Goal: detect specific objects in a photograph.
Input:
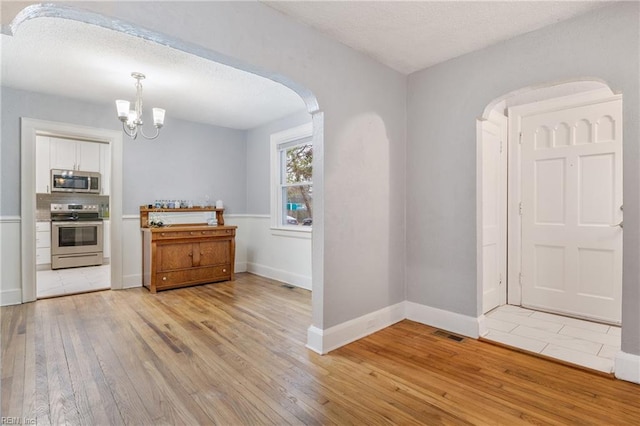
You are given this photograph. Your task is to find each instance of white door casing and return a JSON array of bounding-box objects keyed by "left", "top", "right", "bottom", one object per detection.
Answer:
[
  {"left": 21, "top": 118, "right": 123, "bottom": 302},
  {"left": 478, "top": 111, "right": 508, "bottom": 314},
  {"left": 519, "top": 96, "right": 622, "bottom": 324}
]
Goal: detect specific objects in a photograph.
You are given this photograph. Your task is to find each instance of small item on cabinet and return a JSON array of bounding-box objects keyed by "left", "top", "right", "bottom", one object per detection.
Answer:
[
  {"left": 207, "top": 213, "right": 217, "bottom": 226},
  {"left": 187, "top": 200, "right": 193, "bottom": 208},
  {"left": 215, "top": 200, "right": 224, "bottom": 209},
  {"left": 168, "top": 201, "right": 175, "bottom": 209}
]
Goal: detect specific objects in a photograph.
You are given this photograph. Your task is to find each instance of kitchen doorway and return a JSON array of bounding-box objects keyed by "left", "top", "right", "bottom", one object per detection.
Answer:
[{"left": 21, "top": 118, "right": 123, "bottom": 302}]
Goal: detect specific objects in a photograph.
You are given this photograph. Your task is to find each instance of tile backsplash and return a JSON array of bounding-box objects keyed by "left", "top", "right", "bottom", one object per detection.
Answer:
[{"left": 36, "top": 193, "right": 110, "bottom": 221}]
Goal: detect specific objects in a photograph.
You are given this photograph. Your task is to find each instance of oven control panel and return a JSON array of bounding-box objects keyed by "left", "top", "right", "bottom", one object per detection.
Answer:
[{"left": 51, "top": 203, "right": 99, "bottom": 212}]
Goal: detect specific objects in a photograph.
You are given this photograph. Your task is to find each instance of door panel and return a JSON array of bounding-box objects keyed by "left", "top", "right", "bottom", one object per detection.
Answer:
[
  {"left": 479, "top": 113, "right": 507, "bottom": 314},
  {"left": 521, "top": 98, "right": 622, "bottom": 324}
]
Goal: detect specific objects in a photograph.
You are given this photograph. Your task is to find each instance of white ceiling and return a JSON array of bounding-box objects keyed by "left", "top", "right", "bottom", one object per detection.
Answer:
[
  {"left": 0, "top": 17, "right": 307, "bottom": 130},
  {"left": 264, "top": 1, "right": 610, "bottom": 74},
  {"left": 1, "top": 2, "right": 610, "bottom": 130}
]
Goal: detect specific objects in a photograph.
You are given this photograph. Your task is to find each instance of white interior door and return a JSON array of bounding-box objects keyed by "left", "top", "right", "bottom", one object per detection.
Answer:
[
  {"left": 520, "top": 97, "right": 622, "bottom": 324},
  {"left": 479, "top": 112, "right": 507, "bottom": 314}
]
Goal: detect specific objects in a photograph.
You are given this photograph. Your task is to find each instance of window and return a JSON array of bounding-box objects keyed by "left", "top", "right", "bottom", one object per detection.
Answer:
[{"left": 271, "top": 123, "right": 313, "bottom": 232}]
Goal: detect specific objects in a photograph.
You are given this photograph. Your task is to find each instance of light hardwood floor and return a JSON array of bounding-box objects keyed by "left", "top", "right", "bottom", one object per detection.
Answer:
[{"left": 2, "top": 273, "right": 639, "bottom": 425}]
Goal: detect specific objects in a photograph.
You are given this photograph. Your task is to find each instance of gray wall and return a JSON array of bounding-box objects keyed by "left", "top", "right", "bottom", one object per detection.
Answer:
[
  {"left": 406, "top": 3, "right": 640, "bottom": 354},
  {"left": 246, "top": 110, "right": 311, "bottom": 214},
  {"left": 0, "top": 87, "right": 248, "bottom": 215}
]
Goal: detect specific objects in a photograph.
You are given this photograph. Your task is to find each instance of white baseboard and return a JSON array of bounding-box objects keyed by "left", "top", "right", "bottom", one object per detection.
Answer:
[
  {"left": 306, "top": 302, "right": 406, "bottom": 354},
  {"left": 405, "top": 301, "right": 482, "bottom": 338},
  {"left": 247, "top": 262, "right": 311, "bottom": 290},
  {"left": 615, "top": 351, "right": 640, "bottom": 384},
  {"left": 478, "top": 314, "right": 489, "bottom": 337},
  {"left": 0, "top": 289, "right": 22, "bottom": 306},
  {"left": 122, "top": 274, "right": 142, "bottom": 289}
]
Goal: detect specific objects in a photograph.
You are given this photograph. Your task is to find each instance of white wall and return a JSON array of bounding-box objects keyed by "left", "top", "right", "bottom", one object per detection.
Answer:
[
  {"left": 406, "top": 3, "right": 640, "bottom": 355},
  {"left": 244, "top": 111, "right": 313, "bottom": 289},
  {"left": 0, "top": 218, "right": 22, "bottom": 305}
]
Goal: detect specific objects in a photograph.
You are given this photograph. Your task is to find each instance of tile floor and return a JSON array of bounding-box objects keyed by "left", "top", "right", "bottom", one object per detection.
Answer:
[
  {"left": 484, "top": 305, "right": 621, "bottom": 374},
  {"left": 37, "top": 264, "right": 110, "bottom": 298}
]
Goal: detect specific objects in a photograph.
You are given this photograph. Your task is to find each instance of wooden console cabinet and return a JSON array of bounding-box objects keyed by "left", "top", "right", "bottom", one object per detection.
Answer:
[{"left": 140, "top": 207, "right": 236, "bottom": 293}]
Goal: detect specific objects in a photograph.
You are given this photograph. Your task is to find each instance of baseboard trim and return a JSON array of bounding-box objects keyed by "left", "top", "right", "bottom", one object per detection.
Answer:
[
  {"left": 615, "top": 351, "right": 640, "bottom": 384},
  {"left": 478, "top": 314, "right": 489, "bottom": 337},
  {"left": 247, "top": 262, "right": 311, "bottom": 290},
  {"left": 406, "top": 301, "right": 482, "bottom": 338},
  {"left": 235, "top": 262, "right": 247, "bottom": 273},
  {"left": 122, "top": 274, "right": 142, "bottom": 289},
  {"left": 0, "top": 289, "right": 22, "bottom": 306},
  {"left": 306, "top": 302, "right": 406, "bottom": 354}
]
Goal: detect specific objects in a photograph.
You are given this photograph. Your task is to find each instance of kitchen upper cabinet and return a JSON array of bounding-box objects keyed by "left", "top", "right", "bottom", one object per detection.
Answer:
[
  {"left": 49, "top": 137, "right": 101, "bottom": 172},
  {"left": 35, "top": 136, "right": 51, "bottom": 193},
  {"left": 78, "top": 141, "right": 101, "bottom": 172}
]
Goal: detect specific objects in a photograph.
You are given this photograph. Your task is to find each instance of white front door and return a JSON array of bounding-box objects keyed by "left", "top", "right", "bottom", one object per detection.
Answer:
[
  {"left": 479, "top": 112, "right": 507, "bottom": 313},
  {"left": 520, "top": 97, "right": 623, "bottom": 324}
]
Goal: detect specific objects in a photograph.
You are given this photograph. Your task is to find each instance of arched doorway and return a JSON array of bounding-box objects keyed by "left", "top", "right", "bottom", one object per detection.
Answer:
[{"left": 9, "top": 3, "right": 324, "bottom": 348}]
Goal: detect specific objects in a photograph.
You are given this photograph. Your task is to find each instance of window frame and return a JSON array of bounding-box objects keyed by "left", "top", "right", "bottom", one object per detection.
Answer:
[{"left": 270, "top": 122, "right": 313, "bottom": 237}]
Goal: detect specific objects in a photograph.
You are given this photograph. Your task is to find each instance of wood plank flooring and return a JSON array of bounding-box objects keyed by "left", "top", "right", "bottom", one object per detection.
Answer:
[{"left": 2, "top": 272, "right": 639, "bottom": 425}]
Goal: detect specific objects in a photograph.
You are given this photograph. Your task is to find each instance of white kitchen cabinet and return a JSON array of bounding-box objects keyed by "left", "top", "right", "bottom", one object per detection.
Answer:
[
  {"left": 99, "top": 143, "right": 111, "bottom": 195},
  {"left": 36, "top": 221, "right": 51, "bottom": 266},
  {"left": 78, "top": 141, "right": 101, "bottom": 172},
  {"left": 35, "top": 136, "right": 51, "bottom": 193},
  {"left": 103, "top": 220, "right": 110, "bottom": 260},
  {"left": 49, "top": 137, "right": 77, "bottom": 170},
  {"left": 49, "top": 137, "right": 101, "bottom": 172}
]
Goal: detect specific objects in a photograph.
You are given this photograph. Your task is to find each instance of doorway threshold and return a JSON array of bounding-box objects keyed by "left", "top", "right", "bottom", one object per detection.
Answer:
[{"left": 482, "top": 305, "right": 620, "bottom": 374}]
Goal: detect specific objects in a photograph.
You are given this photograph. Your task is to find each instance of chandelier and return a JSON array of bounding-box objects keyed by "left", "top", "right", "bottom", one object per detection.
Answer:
[{"left": 115, "top": 72, "right": 165, "bottom": 140}]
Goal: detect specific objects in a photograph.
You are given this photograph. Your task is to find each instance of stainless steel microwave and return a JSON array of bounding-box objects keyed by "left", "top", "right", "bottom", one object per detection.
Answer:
[{"left": 50, "top": 169, "right": 101, "bottom": 194}]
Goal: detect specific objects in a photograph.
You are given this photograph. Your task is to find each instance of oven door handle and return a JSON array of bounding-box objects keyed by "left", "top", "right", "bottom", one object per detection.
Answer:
[{"left": 52, "top": 221, "right": 104, "bottom": 227}]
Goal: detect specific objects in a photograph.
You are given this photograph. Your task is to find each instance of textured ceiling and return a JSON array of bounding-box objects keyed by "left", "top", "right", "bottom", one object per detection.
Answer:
[
  {"left": 264, "top": 1, "right": 609, "bottom": 74},
  {"left": 1, "top": 17, "right": 307, "bottom": 130},
  {"left": 1, "top": 2, "right": 609, "bottom": 130}
]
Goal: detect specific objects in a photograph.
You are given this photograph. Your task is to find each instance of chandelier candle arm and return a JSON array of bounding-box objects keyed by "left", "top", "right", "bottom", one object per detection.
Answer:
[{"left": 114, "top": 72, "right": 166, "bottom": 140}]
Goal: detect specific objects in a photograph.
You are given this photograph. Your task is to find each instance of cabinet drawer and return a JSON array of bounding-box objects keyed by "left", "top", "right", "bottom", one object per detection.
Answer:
[
  {"left": 36, "top": 232, "right": 51, "bottom": 248},
  {"left": 36, "top": 247, "right": 51, "bottom": 265},
  {"left": 36, "top": 222, "right": 51, "bottom": 232},
  {"left": 156, "top": 265, "right": 231, "bottom": 288},
  {"left": 155, "top": 228, "right": 235, "bottom": 240}
]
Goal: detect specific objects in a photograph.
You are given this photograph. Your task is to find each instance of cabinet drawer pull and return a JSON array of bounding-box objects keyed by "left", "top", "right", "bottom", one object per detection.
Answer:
[
  {"left": 202, "top": 231, "right": 206, "bottom": 234},
  {"left": 161, "top": 233, "right": 165, "bottom": 236},
  {"left": 162, "top": 276, "right": 167, "bottom": 281},
  {"left": 188, "top": 253, "right": 193, "bottom": 257},
  {"left": 223, "top": 268, "right": 227, "bottom": 273},
  {"left": 190, "top": 232, "right": 195, "bottom": 235}
]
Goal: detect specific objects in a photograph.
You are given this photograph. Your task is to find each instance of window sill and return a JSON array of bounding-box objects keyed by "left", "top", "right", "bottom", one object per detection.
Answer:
[{"left": 270, "top": 226, "right": 312, "bottom": 239}]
